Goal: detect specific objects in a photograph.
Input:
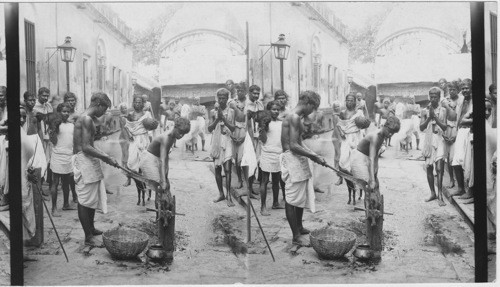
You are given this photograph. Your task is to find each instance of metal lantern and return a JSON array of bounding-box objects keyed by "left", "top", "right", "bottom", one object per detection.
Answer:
[
  {"left": 58, "top": 36, "right": 76, "bottom": 62},
  {"left": 347, "top": 75, "right": 353, "bottom": 85},
  {"left": 272, "top": 34, "right": 290, "bottom": 60}
]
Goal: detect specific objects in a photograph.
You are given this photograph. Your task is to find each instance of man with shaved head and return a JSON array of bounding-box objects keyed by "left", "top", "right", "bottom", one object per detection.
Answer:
[
  {"left": 420, "top": 87, "right": 448, "bottom": 206},
  {"left": 73, "top": 92, "right": 119, "bottom": 247}
]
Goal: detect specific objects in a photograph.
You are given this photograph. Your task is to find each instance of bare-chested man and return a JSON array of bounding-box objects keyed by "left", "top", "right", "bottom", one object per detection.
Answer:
[
  {"left": 229, "top": 83, "right": 247, "bottom": 189},
  {"left": 338, "top": 93, "right": 364, "bottom": 204},
  {"left": 281, "top": 90, "right": 326, "bottom": 246},
  {"left": 162, "top": 100, "right": 177, "bottom": 132},
  {"left": 378, "top": 98, "right": 395, "bottom": 146},
  {"left": 139, "top": 118, "right": 191, "bottom": 204},
  {"left": 420, "top": 87, "right": 448, "bottom": 206},
  {"left": 73, "top": 92, "right": 119, "bottom": 247},
  {"left": 442, "top": 81, "right": 461, "bottom": 189},
  {"left": 124, "top": 95, "right": 153, "bottom": 205},
  {"left": 208, "top": 88, "right": 236, "bottom": 206}
]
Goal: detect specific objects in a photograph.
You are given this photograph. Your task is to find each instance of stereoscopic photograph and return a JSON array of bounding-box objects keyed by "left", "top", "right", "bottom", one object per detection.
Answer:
[{"left": 0, "top": 1, "right": 496, "bottom": 285}]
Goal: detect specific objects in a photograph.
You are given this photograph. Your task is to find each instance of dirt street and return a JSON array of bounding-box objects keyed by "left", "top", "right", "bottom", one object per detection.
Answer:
[{"left": 22, "top": 129, "right": 476, "bottom": 284}]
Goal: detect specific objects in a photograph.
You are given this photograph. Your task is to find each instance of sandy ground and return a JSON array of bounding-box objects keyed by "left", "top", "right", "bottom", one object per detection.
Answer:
[{"left": 20, "top": 126, "right": 480, "bottom": 285}]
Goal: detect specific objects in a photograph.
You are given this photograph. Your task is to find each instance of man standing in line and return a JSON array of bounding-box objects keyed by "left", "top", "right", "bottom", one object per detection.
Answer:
[
  {"left": 73, "top": 92, "right": 119, "bottom": 247},
  {"left": 229, "top": 83, "right": 248, "bottom": 189},
  {"left": 442, "top": 81, "right": 462, "bottom": 189},
  {"left": 242, "top": 85, "right": 264, "bottom": 196},
  {"left": 124, "top": 95, "right": 153, "bottom": 205},
  {"left": 420, "top": 87, "right": 448, "bottom": 206},
  {"left": 33, "top": 87, "right": 53, "bottom": 188},
  {"left": 281, "top": 91, "right": 326, "bottom": 246},
  {"left": 208, "top": 88, "right": 236, "bottom": 206},
  {"left": 450, "top": 79, "right": 473, "bottom": 201}
]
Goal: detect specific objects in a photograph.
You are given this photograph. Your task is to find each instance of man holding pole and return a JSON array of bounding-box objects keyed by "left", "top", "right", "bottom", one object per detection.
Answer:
[
  {"left": 73, "top": 92, "right": 119, "bottom": 247},
  {"left": 281, "top": 91, "right": 326, "bottom": 246}
]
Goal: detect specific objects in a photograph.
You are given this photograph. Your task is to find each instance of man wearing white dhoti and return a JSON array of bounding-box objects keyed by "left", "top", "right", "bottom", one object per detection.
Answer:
[
  {"left": 420, "top": 88, "right": 449, "bottom": 206},
  {"left": 281, "top": 91, "right": 326, "bottom": 247},
  {"left": 450, "top": 79, "right": 473, "bottom": 202},
  {"left": 73, "top": 92, "right": 119, "bottom": 247},
  {"left": 337, "top": 94, "right": 364, "bottom": 203},
  {"left": 124, "top": 95, "right": 153, "bottom": 206},
  {"left": 209, "top": 88, "right": 236, "bottom": 207},
  {"left": 140, "top": 118, "right": 191, "bottom": 206}
]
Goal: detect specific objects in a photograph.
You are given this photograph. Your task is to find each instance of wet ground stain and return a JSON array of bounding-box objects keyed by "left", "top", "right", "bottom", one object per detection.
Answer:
[
  {"left": 424, "top": 214, "right": 465, "bottom": 255},
  {"left": 212, "top": 214, "right": 248, "bottom": 255}
]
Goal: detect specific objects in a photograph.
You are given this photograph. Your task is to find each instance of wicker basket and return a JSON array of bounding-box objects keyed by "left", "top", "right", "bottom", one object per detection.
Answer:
[
  {"left": 310, "top": 228, "right": 356, "bottom": 259},
  {"left": 102, "top": 228, "right": 149, "bottom": 260}
]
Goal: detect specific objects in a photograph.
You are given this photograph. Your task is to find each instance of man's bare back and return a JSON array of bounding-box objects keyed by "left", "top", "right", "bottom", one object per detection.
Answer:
[{"left": 147, "top": 133, "right": 175, "bottom": 158}]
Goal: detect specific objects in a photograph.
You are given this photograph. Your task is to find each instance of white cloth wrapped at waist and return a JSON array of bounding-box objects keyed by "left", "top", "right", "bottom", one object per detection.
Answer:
[
  {"left": 280, "top": 150, "right": 315, "bottom": 212},
  {"left": 72, "top": 152, "right": 107, "bottom": 213},
  {"left": 139, "top": 151, "right": 161, "bottom": 183}
]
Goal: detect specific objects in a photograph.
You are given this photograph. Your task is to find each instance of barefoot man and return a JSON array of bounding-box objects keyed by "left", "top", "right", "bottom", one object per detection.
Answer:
[
  {"left": 281, "top": 90, "right": 326, "bottom": 246},
  {"left": 229, "top": 83, "right": 247, "bottom": 189},
  {"left": 420, "top": 87, "right": 448, "bottom": 206},
  {"left": 73, "top": 92, "right": 119, "bottom": 247},
  {"left": 139, "top": 117, "right": 191, "bottom": 202},
  {"left": 208, "top": 88, "right": 236, "bottom": 206},
  {"left": 350, "top": 115, "right": 401, "bottom": 191}
]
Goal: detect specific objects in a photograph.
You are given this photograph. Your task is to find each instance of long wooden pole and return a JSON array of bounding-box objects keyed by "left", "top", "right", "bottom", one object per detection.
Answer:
[
  {"left": 470, "top": 2, "right": 487, "bottom": 282},
  {"left": 245, "top": 21, "right": 251, "bottom": 243},
  {"left": 5, "top": 3, "right": 23, "bottom": 284}
]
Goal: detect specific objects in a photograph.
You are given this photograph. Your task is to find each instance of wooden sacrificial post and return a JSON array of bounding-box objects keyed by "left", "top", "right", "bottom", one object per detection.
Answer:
[
  {"left": 155, "top": 186, "right": 176, "bottom": 262},
  {"left": 364, "top": 186, "right": 384, "bottom": 259}
]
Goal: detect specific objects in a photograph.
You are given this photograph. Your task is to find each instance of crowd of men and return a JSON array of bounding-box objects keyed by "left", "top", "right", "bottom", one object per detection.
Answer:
[{"left": 0, "top": 75, "right": 495, "bottom": 250}]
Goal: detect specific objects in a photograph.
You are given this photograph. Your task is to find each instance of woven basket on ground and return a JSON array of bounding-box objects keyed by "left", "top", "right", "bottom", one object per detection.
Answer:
[
  {"left": 310, "top": 228, "right": 357, "bottom": 259},
  {"left": 102, "top": 228, "right": 149, "bottom": 260}
]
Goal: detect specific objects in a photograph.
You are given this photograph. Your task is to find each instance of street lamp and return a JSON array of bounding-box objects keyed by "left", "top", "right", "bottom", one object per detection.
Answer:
[
  {"left": 57, "top": 36, "right": 77, "bottom": 93},
  {"left": 347, "top": 75, "right": 353, "bottom": 93},
  {"left": 271, "top": 34, "right": 290, "bottom": 90}
]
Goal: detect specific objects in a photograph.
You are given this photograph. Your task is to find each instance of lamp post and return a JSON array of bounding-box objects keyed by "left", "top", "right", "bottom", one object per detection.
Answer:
[
  {"left": 271, "top": 34, "right": 290, "bottom": 91},
  {"left": 57, "top": 36, "right": 76, "bottom": 93},
  {"left": 347, "top": 75, "right": 353, "bottom": 94}
]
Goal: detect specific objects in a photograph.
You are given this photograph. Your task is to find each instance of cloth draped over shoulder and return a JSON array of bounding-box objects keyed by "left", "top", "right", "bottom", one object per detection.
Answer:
[
  {"left": 337, "top": 110, "right": 363, "bottom": 171},
  {"left": 125, "top": 112, "right": 152, "bottom": 172},
  {"left": 210, "top": 107, "right": 234, "bottom": 167},
  {"left": 421, "top": 106, "right": 447, "bottom": 165}
]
